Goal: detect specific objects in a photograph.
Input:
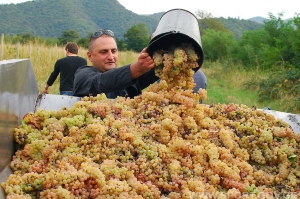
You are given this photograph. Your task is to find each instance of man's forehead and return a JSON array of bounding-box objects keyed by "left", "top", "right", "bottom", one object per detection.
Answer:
[{"left": 93, "top": 37, "right": 117, "bottom": 50}]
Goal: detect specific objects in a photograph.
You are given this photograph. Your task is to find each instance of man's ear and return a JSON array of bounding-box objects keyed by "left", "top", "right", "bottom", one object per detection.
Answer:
[{"left": 87, "top": 51, "right": 92, "bottom": 61}]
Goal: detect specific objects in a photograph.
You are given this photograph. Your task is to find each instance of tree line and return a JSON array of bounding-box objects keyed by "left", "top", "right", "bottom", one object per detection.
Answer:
[
  {"left": 3, "top": 12, "right": 300, "bottom": 110},
  {"left": 4, "top": 12, "right": 299, "bottom": 69},
  {"left": 3, "top": 22, "right": 150, "bottom": 53}
]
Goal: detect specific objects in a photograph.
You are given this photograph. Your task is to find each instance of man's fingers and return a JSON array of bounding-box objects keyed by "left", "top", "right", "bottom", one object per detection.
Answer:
[{"left": 139, "top": 52, "right": 150, "bottom": 59}]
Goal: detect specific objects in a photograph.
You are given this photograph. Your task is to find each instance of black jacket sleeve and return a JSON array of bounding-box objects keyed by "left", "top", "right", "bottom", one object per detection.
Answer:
[
  {"left": 73, "top": 65, "right": 133, "bottom": 97},
  {"left": 73, "top": 65, "right": 159, "bottom": 98}
]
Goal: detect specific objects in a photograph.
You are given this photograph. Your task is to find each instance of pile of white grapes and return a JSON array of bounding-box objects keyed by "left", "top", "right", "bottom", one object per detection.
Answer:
[{"left": 2, "top": 43, "right": 300, "bottom": 199}]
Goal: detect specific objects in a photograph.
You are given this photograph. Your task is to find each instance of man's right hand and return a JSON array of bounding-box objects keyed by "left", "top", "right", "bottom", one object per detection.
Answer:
[
  {"left": 137, "top": 48, "right": 155, "bottom": 72},
  {"left": 43, "top": 85, "right": 49, "bottom": 94},
  {"left": 130, "top": 48, "right": 155, "bottom": 79}
]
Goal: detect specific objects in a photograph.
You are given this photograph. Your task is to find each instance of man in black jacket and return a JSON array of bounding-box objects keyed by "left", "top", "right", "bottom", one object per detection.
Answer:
[
  {"left": 44, "top": 42, "right": 87, "bottom": 96},
  {"left": 73, "top": 30, "right": 159, "bottom": 98}
]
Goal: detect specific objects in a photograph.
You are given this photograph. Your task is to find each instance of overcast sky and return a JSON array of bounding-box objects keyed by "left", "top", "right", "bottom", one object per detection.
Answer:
[{"left": 1, "top": 0, "right": 299, "bottom": 19}]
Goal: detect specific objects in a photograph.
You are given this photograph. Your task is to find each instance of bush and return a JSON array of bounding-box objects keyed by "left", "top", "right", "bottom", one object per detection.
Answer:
[{"left": 257, "top": 67, "right": 300, "bottom": 111}]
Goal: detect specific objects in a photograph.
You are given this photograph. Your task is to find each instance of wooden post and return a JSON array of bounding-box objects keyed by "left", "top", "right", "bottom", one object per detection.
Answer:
[
  {"left": 37, "top": 47, "right": 40, "bottom": 67},
  {"left": 56, "top": 44, "right": 58, "bottom": 58},
  {"left": 29, "top": 43, "right": 32, "bottom": 58},
  {"left": 0, "top": 33, "right": 4, "bottom": 60},
  {"left": 17, "top": 42, "right": 20, "bottom": 59},
  {"left": 49, "top": 46, "right": 51, "bottom": 61}
]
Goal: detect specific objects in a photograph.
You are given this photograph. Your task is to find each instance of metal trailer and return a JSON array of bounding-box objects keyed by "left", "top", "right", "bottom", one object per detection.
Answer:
[
  {"left": 0, "top": 59, "right": 82, "bottom": 198},
  {"left": 0, "top": 59, "right": 39, "bottom": 198},
  {"left": 0, "top": 59, "right": 299, "bottom": 198}
]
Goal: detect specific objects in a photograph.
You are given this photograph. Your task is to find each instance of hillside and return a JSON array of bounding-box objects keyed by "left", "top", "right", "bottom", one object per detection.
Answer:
[
  {"left": 0, "top": 0, "right": 262, "bottom": 39},
  {"left": 219, "top": 17, "right": 263, "bottom": 39},
  {"left": 0, "top": 0, "right": 160, "bottom": 39},
  {"left": 248, "top": 16, "right": 268, "bottom": 24}
]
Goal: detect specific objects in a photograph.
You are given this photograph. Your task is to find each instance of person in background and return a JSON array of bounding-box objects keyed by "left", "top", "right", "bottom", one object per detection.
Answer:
[
  {"left": 73, "top": 29, "right": 159, "bottom": 98},
  {"left": 192, "top": 69, "right": 207, "bottom": 92},
  {"left": 193, "top": 69, "right": 207, "bottom": 104},
  {"left": 43, "top": 42, "right": 87, "bottom": 96}
]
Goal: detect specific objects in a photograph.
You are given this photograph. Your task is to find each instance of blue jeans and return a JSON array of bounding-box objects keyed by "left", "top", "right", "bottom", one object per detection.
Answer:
[{"left": 60, "top": 91, "right": 73, "bottom": 96}]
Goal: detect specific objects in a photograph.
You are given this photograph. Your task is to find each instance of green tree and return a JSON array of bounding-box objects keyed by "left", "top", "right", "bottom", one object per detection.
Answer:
[
  {"left": 236, "top": 29, "right": 271, "bottom": 67},
  {"left": 202, "top": 29, "right": 238, "bottom": 61},
  {"left": 236, "top": 13, "right": 300, "bottom": 110},
  {"left": 77, "top": 37, "right": 89, "bottom": 49},
  {"left": 58, "top": 30, "right": 80, "bottom": 45},
  {"left": 291, "top": 14, "right": 300, "bottom": 67},
  {"left": 116, "top": 38, "right": 127, "bottom": 51},
  {"left": 77, "top": 32, "right": 93, "bottom": 49},
  {"left": 21, "top": 32, "right": 35, "bottom": 44},
  {"left": 10, "top": 34, "right": 23, "bottom": 44},
  {"left": 123, "top": 23, "right": 149, "bottom": 52},
  {"left": 196, "top": 10, "right": 230, "bottom": 33},
  {"left": 236, "top": 13, "right": 300, "bottom": 69}
]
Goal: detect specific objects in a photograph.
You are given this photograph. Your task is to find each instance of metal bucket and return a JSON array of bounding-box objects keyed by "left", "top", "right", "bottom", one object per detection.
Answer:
[{"left": 147, "top": 8, "right": 204, "bottom": 71}]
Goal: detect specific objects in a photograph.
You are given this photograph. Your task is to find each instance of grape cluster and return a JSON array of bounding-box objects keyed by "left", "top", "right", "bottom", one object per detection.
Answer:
[
  {"left": 1, "top": 43, "right": 300, "bottom": 198},
  {"left": 152, "top": 43, "right": 202, "bottom": 92}
]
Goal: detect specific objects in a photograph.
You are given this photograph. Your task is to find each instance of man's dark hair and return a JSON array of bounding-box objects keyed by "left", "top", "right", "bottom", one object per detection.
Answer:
[{"left": 65, "top": 42, "right": 79, "bottom": 54}]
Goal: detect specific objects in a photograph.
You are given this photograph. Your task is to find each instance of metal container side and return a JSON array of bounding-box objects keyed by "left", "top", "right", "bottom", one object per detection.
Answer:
[
  {"left": 0, "top": 59, "right": 39, "bottom": 198},
  {"left": 262, "top": 109, "right": 300, "bottom": 134},
  {"left": 34, "top": 93, "right": 81, "bottom": 112}
]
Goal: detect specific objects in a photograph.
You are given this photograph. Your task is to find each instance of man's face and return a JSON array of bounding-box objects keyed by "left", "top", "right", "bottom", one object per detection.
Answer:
[{"left": 87, "top": 35, "right": 118, "bottom": 72}]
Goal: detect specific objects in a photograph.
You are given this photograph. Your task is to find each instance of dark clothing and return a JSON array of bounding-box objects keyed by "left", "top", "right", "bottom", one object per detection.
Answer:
[
  {"left": 192, "top": 70, "right": 207, "bottom": 92},
  {"left": 60, "top": 91, "right": 73, "bottom": 96},
  {"left": 73, "top": 65, "right": 159, "bottom": 98},
  {"left": 47, "top": 56, "right": 87, "bottom": 92}
]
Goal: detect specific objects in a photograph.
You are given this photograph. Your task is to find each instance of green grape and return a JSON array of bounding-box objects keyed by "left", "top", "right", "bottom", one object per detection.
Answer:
[{"left": 2, "top": 43, "right": 300, "bottom": 198}]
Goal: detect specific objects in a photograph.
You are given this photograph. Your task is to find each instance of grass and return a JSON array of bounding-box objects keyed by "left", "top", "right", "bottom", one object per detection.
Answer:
[
  {"left": 202, "top": 61, "right": 298, "bottom": 113},
  {"left": 202, "top": 62, "right": 264, "bottom": 108},
  {"left": 1, "top": 42, "right": 297, "bottom": 113}
]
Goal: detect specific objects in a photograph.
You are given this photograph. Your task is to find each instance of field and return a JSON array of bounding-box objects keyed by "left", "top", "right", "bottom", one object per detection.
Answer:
[{"left": 0, "top": 42, "right": 297, "bottom": 114}]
